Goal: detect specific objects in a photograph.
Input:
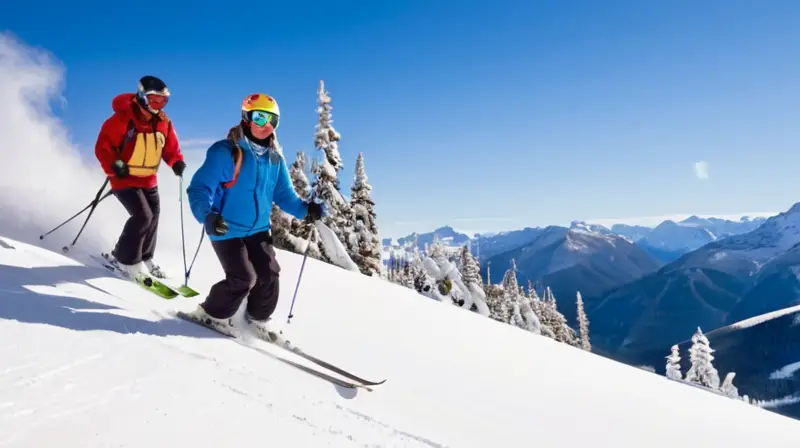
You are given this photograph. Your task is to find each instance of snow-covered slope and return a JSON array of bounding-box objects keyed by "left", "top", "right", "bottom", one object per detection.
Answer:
[{"left": 4, "top": 235, "right": 800, "bottom": 446}]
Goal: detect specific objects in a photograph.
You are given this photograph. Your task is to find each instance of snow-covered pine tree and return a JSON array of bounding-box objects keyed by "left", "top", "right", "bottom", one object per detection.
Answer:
[
  {"left": 684, "top": 327, "right": 720, "bottom": 390},
  {"left": 499, "top": 259, "right": 541, "bottom": 334},
  {"left": 503, "top": 260, "right": 523, "bottom": 327},
  {"left": 459, "top": 245, "right": 482, "bottom": 288},
  {"left": 400, "top": 262, "right": 414, "bottom": 289},
  {"left": 348, "top": 152, "right": 381, "bottom": 276},
  {"left": 517, "top": 287, "right": 542, "bottom": 335},
  {"left": 527, "top": 283, "right": 555, "bottom": 339},
  {"left": 538, "top": 287, "right": 577, "bottom": 346},
  {"left": 290, "top": 151, "right": 312, "bottom": 200},
  {"left": 485, "top": 281, "right": 510, "bottom": 323},
  {"left": 720, "top": 372, "right": 740, "bottom": 399},
  {"left": 449, "top": 245, "right": 490, "bottom": 315},
  {"left": 310, "top": 80, "right": 352, "bottom": 258},
  {"left": 665, "top": 345, "right": 682, "bottom": 380},
  {"left": 575, "top": 291, "right": 591, "bottom": 351}
]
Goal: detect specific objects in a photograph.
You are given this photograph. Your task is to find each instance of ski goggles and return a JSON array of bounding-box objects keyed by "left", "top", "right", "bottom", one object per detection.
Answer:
[
  {"left": 249, "top": 110, "right": 279, "bottom": 128},
  {"left": 145, "top": 93, "right": 169, "bottom": 110}
]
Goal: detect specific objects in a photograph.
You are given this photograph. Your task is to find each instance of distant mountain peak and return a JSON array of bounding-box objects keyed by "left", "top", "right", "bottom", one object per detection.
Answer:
[
  {"left": 570, "top": 221, "right": 613, "bottom": 236},
  {"left": 787, "top": 202, "right": 800, "bottom": 216}
]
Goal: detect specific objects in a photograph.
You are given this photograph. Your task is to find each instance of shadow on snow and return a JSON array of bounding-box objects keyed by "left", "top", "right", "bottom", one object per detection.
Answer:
[{"left": 0, "top": 262, "right": 217, "bottom": 339}]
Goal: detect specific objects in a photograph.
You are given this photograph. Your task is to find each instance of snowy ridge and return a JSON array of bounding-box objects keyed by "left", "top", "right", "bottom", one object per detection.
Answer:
[
  {"left": 769, "top": 361, "right": 800, "bottom": 380},
  {"left": 721, "top": 303, "right": 800, "bottom": 332},
  {"left": 726, "top": 203, "right": 800, "bottom": 258},
  {"left": 569, "top": 220, "right": 616, "bottom": 237},
  {"left": 666, "top": 202, "right": 800, "bottom": 277}
]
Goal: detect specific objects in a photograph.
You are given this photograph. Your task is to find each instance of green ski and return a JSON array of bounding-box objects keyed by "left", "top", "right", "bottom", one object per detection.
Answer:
[
  {"left": 91, "top": 254, "right": 182, "bottom": 299},
  {"left": 134, "top": 273, "right": 180, "bottom": 299}
]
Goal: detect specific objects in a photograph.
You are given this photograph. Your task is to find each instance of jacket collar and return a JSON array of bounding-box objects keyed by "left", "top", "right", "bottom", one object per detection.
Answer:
[{"left": 226, "top": 125, "right": 273, "bottom": 158}]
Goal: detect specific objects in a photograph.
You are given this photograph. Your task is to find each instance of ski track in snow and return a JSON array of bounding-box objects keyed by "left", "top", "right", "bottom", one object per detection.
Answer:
[
  {"left": 2, "top": 236, "right": 800, "bottom": 447},
  {"left": 0, "top": 308, "right": 437, "bottom": 448}
]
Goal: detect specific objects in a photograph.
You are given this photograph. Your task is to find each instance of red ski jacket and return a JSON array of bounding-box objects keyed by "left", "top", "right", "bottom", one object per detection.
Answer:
[{"left": 95, "top": 93, "right": 184, "bottom": 190}]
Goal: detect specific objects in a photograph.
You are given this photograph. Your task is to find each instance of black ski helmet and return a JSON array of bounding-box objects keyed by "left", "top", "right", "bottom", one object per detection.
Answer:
[{"left": 136, "top": 75, "right": 170, "bottom": 112}]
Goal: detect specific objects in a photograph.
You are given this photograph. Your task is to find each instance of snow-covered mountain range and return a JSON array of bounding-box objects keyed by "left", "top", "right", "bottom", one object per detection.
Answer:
[
  {"left": 611, "top": 215, "right": 769, "bottom": 252},
  {"left": 479, "top": 225, "right": 662, "bottom": 325},
  {"left": 384, "top": 214, "right": 771, "bottom": 265},
  {"left": 382, "top": 214, "right": 771, "bottom": 325},
  {"left": 587, "top": 203, "right": 800, "bottom": 376}
]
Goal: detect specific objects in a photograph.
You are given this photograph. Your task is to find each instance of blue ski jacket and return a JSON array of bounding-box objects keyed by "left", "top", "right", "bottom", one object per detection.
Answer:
[{"left": 186, "top": 127, "right": 309, "bottom": 241}]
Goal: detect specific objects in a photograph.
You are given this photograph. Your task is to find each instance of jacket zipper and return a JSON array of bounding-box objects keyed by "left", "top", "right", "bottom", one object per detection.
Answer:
[{"left": 248, "top": 152, "right": 261, "bottom": 233}]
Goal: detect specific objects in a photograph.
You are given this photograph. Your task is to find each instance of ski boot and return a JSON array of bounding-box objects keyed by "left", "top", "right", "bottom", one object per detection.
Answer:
[
  {"left": 245, "top": 313, "right": 291, "bottom": 349},
  {"left": 144, "top": 258, "right": 168, "bottom": 279}
]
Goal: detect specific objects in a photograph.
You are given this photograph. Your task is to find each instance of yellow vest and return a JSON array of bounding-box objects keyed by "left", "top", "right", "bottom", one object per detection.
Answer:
[{"left": 127, "top": 131, "right": 165, "bottom": 177}]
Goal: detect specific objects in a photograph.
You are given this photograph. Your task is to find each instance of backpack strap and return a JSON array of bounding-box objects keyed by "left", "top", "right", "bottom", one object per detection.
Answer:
[
  {"left": 116, "top": 119, "right": 136, "bottom": 157},
  {"left": 222, "top": 142, "right": 242, "bottom": 189},
  {"left": 216, "top": 126, "right": 245, "bottom": 214},
  {"left": 221, "top": 125, "right": 244, "bottom": 189}
]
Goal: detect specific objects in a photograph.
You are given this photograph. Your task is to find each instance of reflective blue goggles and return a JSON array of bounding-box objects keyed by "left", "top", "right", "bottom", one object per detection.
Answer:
[{"left": 249, "top": 110, "right": 279, "bottom": 128}]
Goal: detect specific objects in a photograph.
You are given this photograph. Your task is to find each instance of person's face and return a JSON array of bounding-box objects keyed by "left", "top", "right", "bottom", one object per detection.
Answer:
[
  {"left": 249, "top": 120, "right": 275, "bottom": 139},
  {"left": 146, "top": 93, "right": 168, "bottom": 111},
  {"left": 248, "top": 110, "right": 279, "bottom": 139}
]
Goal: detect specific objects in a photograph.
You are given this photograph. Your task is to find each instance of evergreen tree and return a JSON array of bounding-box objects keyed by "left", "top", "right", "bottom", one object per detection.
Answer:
[
  {"left": 290, "top": 151, "right": 312, "bottom": 200},
  {"left": 665, "top": 345, "right": 683, "bottom": 380},
  {"left": 459, "top": 246, "right": 483, "bottom": 286},
  {"left": 575, "top": 291, "right": 591, "bottom": 351},
  {"left": 310, "top": 80, "right": 352, "bottom": 255},
  {"left": 517, "top": 291, "right": 542, "bottom": 335},
  {"left": 537, "top": 288, "right": 576, "bottom": 346},
  {"left": 503, "top": 260, "right": 523, "bottom": 327},
  {"left": 348, "top": 152, "right": 381, "bottom": 276},
  {"left": 685, "top": 327, "right": 720, "bottom": 390},
  {"left": 528, "top": 285, "right": 555, "bottom": 339},
  {"left": 485, "top": 281, "right": 510, "bottom": 323},
  {"left": 399, "top": 261, "right": 415, "bottom": 289},
  {"left": 457, "top": 245, "right": 488, "bottom": 313}
]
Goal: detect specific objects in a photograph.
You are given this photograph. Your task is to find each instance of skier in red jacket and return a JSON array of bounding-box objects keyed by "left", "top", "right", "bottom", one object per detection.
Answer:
[{"left": 94, "top": 75, "right": 186, "bottom": 279}]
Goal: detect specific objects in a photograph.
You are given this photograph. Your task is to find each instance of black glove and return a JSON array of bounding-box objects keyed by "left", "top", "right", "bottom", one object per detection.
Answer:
[
  {"left": 172, "top": 160, "right": 186, "bottom": 177},
  {"left": 205, "top": 212, "right": 228, "bottom": 236},
  {"left": 112, "top": 160, "right": 129, "bottom": 178},
  {"left": 306, "top": 201, "right": 323, "bottom": 222}
]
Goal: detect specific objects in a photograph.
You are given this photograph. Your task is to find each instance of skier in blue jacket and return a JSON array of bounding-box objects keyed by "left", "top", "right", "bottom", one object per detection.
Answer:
[{"left": 185, "top": 93, "right": 323, "bottom": 342}]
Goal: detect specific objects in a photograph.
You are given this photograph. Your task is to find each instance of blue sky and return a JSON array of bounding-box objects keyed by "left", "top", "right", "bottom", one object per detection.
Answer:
[{"left": 4, "top": 0, "right": 800, "bottom": 239}]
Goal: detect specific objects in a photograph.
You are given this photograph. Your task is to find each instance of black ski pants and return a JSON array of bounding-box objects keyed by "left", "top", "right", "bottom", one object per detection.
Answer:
[
  {"left": 112, "top": 186, "right": 160, "bottom": 265},
  {"left": 201, "top": 231, "right": 282, "bottom": 321}
]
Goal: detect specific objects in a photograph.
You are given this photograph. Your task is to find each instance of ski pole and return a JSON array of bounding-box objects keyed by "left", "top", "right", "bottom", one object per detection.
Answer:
[
  {"left": 63, "top": 179, "right": 111, "bottom": 253},
  {"left": 40, "top": 179, "right": 111, "bottom": 241},
  {"left": 177, "top": 176, "right": 201, "bottom": 297},
  {"left": 286, "top": 193, "right": 320, "bottom": 324},
  {"left": 286, "top": 233, "right": 311, "bottom": 324},
  {"left": 179, "top": 176, "right": 188, "bottom": 283}
]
